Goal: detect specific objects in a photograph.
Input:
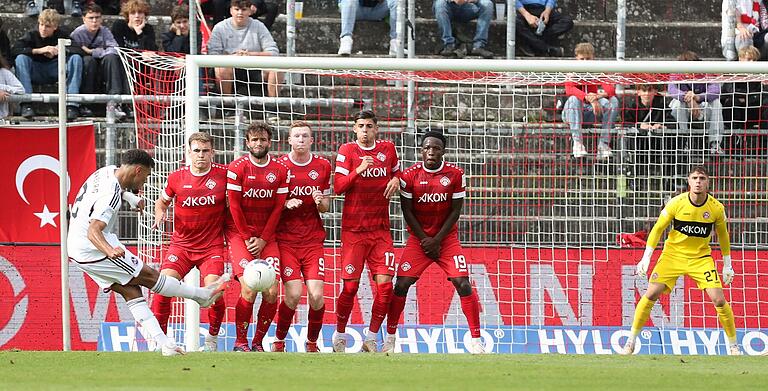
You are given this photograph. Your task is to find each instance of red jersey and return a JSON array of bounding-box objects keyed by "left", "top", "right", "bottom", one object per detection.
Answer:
[
  {"left": 334, "top": 139, "right": 400, "bottom": 232},
  {"left": 162, "top": 163, "right": 228, "bottom": 249},
  {"left": 276, "top": 153, "right": 332, "bottom": 245},
  {"left": 400, "top": 161, "right": 466, "bottom": 237},
  {"left": 226, "top": 154, "right": 290, "bottom": 241}
]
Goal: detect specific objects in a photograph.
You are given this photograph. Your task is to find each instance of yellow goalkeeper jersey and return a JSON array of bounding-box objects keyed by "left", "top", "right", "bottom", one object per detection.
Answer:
[{"left": 646, "top": 192, "right": 731, "bottom": 260}]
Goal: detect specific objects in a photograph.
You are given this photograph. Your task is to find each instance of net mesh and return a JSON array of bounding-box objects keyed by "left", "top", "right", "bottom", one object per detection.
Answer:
[{"left": 120, "top": 48, "right": 768, "bottom": 353}]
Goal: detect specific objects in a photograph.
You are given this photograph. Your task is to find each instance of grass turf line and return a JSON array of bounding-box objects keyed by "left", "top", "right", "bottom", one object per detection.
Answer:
[{"left": 0, "top": 352, "right": 765, "bottom": 390}]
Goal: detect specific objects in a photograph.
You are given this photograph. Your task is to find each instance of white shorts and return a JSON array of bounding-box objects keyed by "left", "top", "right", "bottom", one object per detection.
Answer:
[{"left": 71, "top": 248, "right": 144, "bottom": 289}]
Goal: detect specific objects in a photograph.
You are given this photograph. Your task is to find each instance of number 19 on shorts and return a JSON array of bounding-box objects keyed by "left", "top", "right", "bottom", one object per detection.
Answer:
[{"left": 454, "top": 255, "right": 467, "bottom": 271}]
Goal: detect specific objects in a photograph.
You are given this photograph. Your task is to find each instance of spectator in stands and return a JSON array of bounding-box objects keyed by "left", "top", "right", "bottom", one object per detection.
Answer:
[
  {"left": 94, "top": 0, "right": 123, "bottom": 15},
  {"left": 207, "top": 0, "right": 279, "bottom": 97},
  {"left": 12, "top": 9, "right": 84, "bottom": 120},
  {"left": 561, "top": 43, "right": 618, "bottom": 159},
  {"left": 515, "top": 0, "right": 572, "bottom": 57},
  {"left": 668, "top": 51, "right": 726, "bottom": 155},
  {"left": 0, "top": 17, "right": 11, "bottom": 61},
  {"left": 337, "top": 0, "right": 400, "bottom": 57},
  {"left": 721, "top": 46, "right": 768, "bottom": 129},
  {"left": 70, "top": 3, "right": 128, "bottom": 118},
  {"left": 112, "top": 0, "right": 158, "bottom": 52},
  {"left": 0, "top": 53, "right": 24, "bottom": 120},
  {"left": 162, "top": 4, "right": 202, "bottom": 53},
  {"left": 721, "top": 0, "right": 768, "bottom": 60},
  {"left": 622, "top": 84, "right": 676, "bottom": 131},
  {"left": 434, "top": 0, "right": 495, "bottom": 59},
  {"left": 26, "top": 0, "right": 84, "bottom": 17},
  {"left": 212, "top": 0, "right": 279, "bottom": 30}
]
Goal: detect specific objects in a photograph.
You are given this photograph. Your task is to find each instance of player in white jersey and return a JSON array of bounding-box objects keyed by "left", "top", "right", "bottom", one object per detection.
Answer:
[{"left": 67, "top": 149, "right": 229, "bottom": 356}]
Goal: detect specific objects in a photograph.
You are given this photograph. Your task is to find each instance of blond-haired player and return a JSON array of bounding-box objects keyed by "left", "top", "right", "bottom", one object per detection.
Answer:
[{"left": 622, "top": 166, "right": 740, "bottom": 355}]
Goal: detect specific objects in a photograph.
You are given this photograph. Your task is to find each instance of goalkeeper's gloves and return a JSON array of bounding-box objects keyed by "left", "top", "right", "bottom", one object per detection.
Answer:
[
  {"left": 636, "top": 247, "right": 654, "bottom": 276},
  {"left": 722, "top": 255, "right": 734, "bottom": 285}
]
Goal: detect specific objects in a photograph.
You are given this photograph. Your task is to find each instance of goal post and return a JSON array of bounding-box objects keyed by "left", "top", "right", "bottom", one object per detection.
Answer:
[{"left": 124, "top": 48, "right": 768, "bottom": 354}]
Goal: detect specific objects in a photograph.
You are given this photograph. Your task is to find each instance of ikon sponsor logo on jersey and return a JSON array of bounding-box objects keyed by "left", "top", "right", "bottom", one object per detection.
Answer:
[
  {"left": 244, "top": 188, "right": 274, "bottom": 198},
  {"left": 418, "top": 193, "right": 448, "bottom": 203},
  {"left": 290, "top": 185, "right": 320, "bottom": 197},
  {"left": 360, "top": 167, "right": 387, "bottom": 178},
  {"left": 673, "top": 219, "right": 713, "bottom": 238},
  {"left": 181, "top": 195, "right": 217, "bottom": 207}
]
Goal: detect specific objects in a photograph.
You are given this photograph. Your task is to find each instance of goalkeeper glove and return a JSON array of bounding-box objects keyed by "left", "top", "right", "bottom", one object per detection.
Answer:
[
  {"left": 722, "top": 255, "right": 734, "bottom": 285},
  {"left": 636, "top": 247, "right": 654, "bottom": 276}
]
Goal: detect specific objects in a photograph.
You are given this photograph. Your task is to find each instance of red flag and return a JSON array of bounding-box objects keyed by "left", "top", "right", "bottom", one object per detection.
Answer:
[{"left": 0, "top": 122, "right": 96, "bottom": 243}]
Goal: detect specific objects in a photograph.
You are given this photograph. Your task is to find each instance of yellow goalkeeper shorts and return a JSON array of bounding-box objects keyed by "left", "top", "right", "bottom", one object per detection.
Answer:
[{"left": 649, "top": 253, "right": 722, "bottom": 293}]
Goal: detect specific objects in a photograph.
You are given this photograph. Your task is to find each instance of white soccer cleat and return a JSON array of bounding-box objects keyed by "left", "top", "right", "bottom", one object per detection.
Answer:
[
  {"left": 620, "top": 338, "right": 636, "bottom": 355},
  {"left": 195, "top": 273, "right": 230, "bottom": 308},
  {"left": 332, "top": 332, "right": 346, "bottom": 353},
  {"left": 338, "top": 36, "right": 353, "bottom": 56},
  {"left": 362, "top": 338, "right": 378, "bottom": 353},
  {"left": 597, "top": 143, "right": 613, "bottom": 159},
  {"left": 203, "top": 333, "right": 218, "bottom": 352},
  {"left": 382, "top": 333, "right": 397, "bottom": 353},
  {"left": 729, "top": 344, "right": 743, "bottom": 356},
  {"left": 572, "top": 140, "right": 588, "bottom": 158},
  {"left": 467, "top": 338, "right": 486, "bottom": 354},
  {"left": 161, "top": 342, "right": 186, "bottom": 356}
]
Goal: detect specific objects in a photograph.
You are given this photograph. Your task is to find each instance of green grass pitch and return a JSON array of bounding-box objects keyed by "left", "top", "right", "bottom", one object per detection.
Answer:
[{"left": 1, "top": 351, "right": 765, "bottom": 390}]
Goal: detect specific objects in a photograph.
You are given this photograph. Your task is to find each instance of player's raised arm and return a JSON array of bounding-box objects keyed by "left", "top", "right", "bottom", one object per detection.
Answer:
[
  {"left": 636, "top": 197, "right": 677, "bottom": 275},
  {"left": 333, "top": 144, "right": 361, "bottom": 195},
  {"left": 226, "top": 168, "right": 251, "bottom": 241},
  {"left": 258, "top": 167, "right": 289, "bottom": 243}
]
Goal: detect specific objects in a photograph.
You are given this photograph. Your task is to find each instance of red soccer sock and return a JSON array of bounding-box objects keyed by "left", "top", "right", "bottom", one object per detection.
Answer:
[
  {"left": 252, "top": 299, "right": 278, "bottom": 347},
  {"left": 275, "top": 301, "right": 296, "bottom": 341},
  {"left": 207, "top": 295, "right": 226, "bottom": 336},
  {"left": 369, "top": 281, "right": 393, "bottom": 334},
  {"left": 460, "top": 291, "right": 481, "bottom": 338},
  {"left": 151, "top": 293, "right": 172, "bottom": 334},
  {"left": 335, "top": 280, "right": 359, "bottom": 333},
  {"left": 307, "top": 305, "right": 325, "bottom": 343},
  {"left": 234, "top": 296, "right": 254, "bottom": 344},
  {"left": 386, "top": 294, "right": 406, "bottom": 335}
]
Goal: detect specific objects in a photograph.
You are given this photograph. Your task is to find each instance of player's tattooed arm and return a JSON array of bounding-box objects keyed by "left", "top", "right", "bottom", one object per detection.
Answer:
[{"left": 87, "top": 220, "right": 125, "bottom": 259}]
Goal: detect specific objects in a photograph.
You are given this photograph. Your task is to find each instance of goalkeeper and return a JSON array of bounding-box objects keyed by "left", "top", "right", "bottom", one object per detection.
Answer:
[{"left": 622, "top": 166, "right": 741, "bottom": 355}]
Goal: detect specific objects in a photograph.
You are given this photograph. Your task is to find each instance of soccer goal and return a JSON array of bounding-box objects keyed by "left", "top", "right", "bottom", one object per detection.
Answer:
[{"left": 121, "top": 48, "right": 768, "bottom": 354}]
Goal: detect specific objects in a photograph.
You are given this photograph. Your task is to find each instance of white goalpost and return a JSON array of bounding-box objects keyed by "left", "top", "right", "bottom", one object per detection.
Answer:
[{"left": 122, "top": 49, "right": 768, "bottom": 354}]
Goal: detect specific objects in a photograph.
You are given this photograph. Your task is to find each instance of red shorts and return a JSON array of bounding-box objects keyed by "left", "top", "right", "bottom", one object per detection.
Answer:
[
  {"left": 228, "top": 236, "right": 281, "bottom": 280},
  {"left": 341, "top": 230, "right": 395, "bottom": 279},
  {"left": 161, "top": 244, "right": 225, "bottom": 277},
  {"left": 278, "top": 242, "right": 325, "bottom": 282},
  {"left": 397, "top": 234, "right": 469, "bottom": 279}
]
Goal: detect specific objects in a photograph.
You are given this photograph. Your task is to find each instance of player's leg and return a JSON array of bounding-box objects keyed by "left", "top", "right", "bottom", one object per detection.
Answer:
[
  {"left": 382, "top": 276, "right": 417, "bottom": 353},
  {"left": 621, "top": 282, "right": 667, "bottom": 355},
  {"left": 111, "top": 283, "right": 183, "bottom": 356},
  {"left": 335, "top": 232, "right": 366, "bottom": 352},
  {"left": 273, "top": 279, "right": 302, "bottom": 352},
  {"left": 305, "top": 279, "right": 326, "bottom": 352},
  {"left": 131, "top": 263, "right": 228, "bottom": 308},
  {"left": 252, "top": 249, "right": 281, "bottom": 352},
  {"left": 705, "top": 287, "right": 741, "bottom": 355},
  {"left": 151, "top": 247, "right": 193, "bottom": 335},
  {"left": 200, "top": 250, "right": 226, "bottom": 352},
  {"left": 437, "top": 238, "right": 483, "bottom": 354},
  {"left": 229, "top": 239, "right": 257, "bottom": 351},
  {"left": 364, "top": 234, "right": 396, "bottom": 352}
]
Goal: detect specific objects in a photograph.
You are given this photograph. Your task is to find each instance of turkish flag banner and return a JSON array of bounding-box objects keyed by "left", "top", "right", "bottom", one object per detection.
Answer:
[{"left": 0, "top": 122, "right": 96, "bottom": 243}]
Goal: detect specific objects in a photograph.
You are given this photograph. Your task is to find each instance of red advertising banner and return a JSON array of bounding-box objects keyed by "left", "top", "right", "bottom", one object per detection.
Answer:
[
  {"left": 1, "top": 246, "right": 766, "bottom": 350},
  {"left": 0, "top": 122, "right": 96, "bottom": 243}
]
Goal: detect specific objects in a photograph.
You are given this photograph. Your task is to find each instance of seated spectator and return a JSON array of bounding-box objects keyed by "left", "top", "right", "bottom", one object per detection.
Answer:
[
  {"left": 515, "top": 0, "right": 572, "bottom": 57},
  {"left": 721, "top": 0, "right": 768, "bottom": 60},
  {"left": 0, "top": 17, "right": 10, "bottom": 61},
  {"left": 668, "top": 51, "right": 725, "bottom": 155},
  {"left": 338, "top": 0, "right": 399, "bottom": 57},
  {"left": 207, "top": 0, "right": 279, "bottom": 97},
  {"left": 112, "top": 0, "right": 158, "bottom": 52},
  {"left": 434, "top": 0, "right": 494, "bottom": 59},
  {"left": 561, "top": 42, "right": 618, "bottom": 159},
  {"left": 0, "top": 53, "right": 24, "bottom": 120},
  {"left": 70, "top": 3, "right": 128, "bottom": 118},
  {"left": 93, "top": 0, "right": 123, "bottom": 15},
  {"left": 26, "top": 0, "right": 84, "bottom": 17},
  {"left": 161, "top": 4, "right": 202, "bottom": 53},
  {"left": 721, "top": 46, "right": 768, "bottom": 129},
  {"left": 622, "top": 84, "right": 676, "bottom": 131},
  {"left": 12, "top": 9, "right": 84, "bottom": 120},
  {"left": 212, "top": 0, "right": 279, "bottom": 30}
]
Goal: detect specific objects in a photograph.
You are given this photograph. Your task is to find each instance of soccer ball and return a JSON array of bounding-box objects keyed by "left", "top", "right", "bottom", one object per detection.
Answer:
[{"left": 242, "top": 260, "right": 276, "bottom": 292}]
